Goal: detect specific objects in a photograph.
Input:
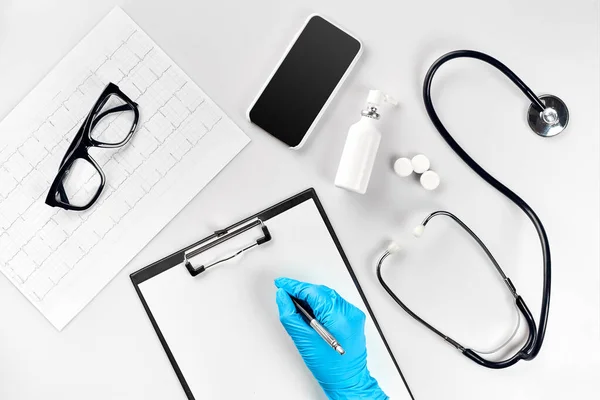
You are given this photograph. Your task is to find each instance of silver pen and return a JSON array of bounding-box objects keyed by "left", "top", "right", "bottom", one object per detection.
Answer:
[{"left": 291, "top": 297, "right": 345, "bottom": 355}]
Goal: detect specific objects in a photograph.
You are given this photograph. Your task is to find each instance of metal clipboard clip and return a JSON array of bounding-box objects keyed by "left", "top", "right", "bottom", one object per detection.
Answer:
[{"left": 184, "top": 219, "right": 272, "bottom": 277}]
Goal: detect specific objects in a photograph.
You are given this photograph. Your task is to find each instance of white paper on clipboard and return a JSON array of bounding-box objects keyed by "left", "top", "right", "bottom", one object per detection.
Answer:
[{"left": 136, "top": 196, "right": 412, "bottom": 399}]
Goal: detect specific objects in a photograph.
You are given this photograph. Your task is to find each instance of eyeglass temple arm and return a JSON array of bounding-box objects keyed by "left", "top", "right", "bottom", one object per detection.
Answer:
[{"left": 91, "top": 103, "right": 136, "bottom": 127}]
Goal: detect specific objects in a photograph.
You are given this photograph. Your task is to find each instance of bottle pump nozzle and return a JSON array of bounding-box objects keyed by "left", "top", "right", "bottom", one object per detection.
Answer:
[{"left": 361, "top": 90, "right": 398, "bottom": 119}]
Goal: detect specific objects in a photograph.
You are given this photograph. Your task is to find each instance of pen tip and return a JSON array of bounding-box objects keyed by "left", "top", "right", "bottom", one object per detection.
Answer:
[{"left": 335, "top": 346, "right": 345, "bottom": 355}]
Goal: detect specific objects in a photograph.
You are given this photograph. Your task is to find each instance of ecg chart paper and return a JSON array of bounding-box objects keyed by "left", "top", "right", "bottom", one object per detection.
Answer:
[{"left": 0, "top": 7, "right": 250, "bottom": 330}]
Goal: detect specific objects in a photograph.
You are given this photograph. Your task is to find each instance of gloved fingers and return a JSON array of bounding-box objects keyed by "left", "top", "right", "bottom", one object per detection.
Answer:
[
  {"left": 275, "top": 277, "right": 338, "bottom": 320},
  {"left": 275, "top": 288, "right": 312, "bottom": 334}
]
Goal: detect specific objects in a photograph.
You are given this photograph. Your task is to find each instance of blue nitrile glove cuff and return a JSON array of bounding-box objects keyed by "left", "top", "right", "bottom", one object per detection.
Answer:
[{"left": 275, "top": 277, "right": 389, "bottom": 400}]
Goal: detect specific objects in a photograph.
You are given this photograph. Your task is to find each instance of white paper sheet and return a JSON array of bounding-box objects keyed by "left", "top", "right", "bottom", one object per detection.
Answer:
[
  {"left": 0, "top": 7, "right": 250, "bottom": 330},
  {"left": 138, "top": 199, "right": 412, "bottom": 399}
]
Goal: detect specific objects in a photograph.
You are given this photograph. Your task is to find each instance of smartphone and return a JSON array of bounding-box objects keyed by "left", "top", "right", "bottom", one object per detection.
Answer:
[{"left": 247, "top": 15, "right": 362, "bottom": 148}]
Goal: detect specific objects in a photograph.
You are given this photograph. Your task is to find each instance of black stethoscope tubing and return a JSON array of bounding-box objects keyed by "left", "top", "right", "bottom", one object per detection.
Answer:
[{"left": 377, "top": 50, "right": 551, "bottom": 369}]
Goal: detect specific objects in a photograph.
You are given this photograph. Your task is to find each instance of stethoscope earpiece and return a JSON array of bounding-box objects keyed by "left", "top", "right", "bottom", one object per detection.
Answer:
[
  {"left": 386, "top": 241, "right": 402, "bottom": 254},
  {"left": 412, "top": 224, "right": 425, "bottom": 238}
]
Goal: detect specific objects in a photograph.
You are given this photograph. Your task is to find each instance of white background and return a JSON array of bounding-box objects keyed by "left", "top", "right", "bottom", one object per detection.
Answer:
[{"left": 0, "top": 0, "right": 598, "bottom": 399}]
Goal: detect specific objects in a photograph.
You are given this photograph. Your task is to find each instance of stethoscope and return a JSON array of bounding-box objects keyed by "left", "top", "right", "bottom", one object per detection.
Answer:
[{"left": 376, "top": 50, "right": 568, "bottom": 369}]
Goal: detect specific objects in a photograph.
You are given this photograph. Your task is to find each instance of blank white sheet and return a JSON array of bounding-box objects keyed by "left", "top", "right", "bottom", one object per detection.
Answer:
[{"left": 138, "top": 198, "right": 412, "bottom": 399}]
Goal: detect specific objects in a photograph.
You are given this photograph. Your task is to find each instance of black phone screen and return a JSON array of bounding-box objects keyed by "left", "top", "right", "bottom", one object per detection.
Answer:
[{"left": 248, "top": 16, "right": 361, "bottom": 147}]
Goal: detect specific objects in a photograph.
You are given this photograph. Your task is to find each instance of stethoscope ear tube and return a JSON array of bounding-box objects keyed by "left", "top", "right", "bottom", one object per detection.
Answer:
[
  {"left": 461, "top": 296, "right": 538, "bottom": 369},
  {"left": 377, "top": 221, "right": 540, "bottom": 369}
]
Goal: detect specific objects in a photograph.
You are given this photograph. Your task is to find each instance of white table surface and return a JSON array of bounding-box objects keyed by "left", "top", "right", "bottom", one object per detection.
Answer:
[{"left": 1, "top": 1, "right": 598, "bottom": 399}]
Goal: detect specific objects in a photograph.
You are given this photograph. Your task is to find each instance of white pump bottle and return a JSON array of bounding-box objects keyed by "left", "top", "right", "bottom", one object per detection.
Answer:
[{"left": 335, "top": 90, "right": 397, "bottom": 194}]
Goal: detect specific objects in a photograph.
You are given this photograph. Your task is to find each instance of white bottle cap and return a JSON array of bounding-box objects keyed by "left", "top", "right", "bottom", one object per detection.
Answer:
[
  {"left": 393, "top": 158, "right": 413, "bottom": 177},
  {"left": 420, "top": 170, "right": 440, "bottom": 190},
  {"left": 411, "top": 154, "right": 430, "bottom": 174}
]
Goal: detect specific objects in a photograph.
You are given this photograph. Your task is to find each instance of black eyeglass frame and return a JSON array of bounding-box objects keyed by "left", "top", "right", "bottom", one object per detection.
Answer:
[{"left": 44, "top": 82, "right": 140, "bottom": 211}]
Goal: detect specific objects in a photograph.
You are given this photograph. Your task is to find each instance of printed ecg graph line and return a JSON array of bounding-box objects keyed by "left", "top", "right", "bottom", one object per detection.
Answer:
[{"left": 0, "top": 28, "right": 221, "bottom": 301}]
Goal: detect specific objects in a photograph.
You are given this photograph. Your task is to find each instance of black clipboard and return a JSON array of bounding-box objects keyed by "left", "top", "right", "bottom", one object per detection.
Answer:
[{"left": 130, "top": 188, "right": 414, "bottom": 399}]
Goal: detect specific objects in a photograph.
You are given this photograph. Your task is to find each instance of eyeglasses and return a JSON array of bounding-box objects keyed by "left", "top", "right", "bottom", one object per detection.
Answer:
[{"left": 45, "top": 83, "right": 139, "bottom": 211}]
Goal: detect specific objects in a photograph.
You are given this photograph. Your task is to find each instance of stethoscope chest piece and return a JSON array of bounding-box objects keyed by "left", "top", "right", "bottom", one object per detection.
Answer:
[{"left": 527, "top": 94, "right": 569, "bottom": 137}]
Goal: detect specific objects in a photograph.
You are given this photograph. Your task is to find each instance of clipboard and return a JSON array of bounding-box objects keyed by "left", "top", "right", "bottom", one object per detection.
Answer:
[{"left": 130, "top": 188, "right": 414, "bottom": 399}]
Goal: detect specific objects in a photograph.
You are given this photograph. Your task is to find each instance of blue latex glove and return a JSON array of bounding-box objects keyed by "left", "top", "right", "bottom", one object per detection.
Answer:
[{"left": 275, "top": 277, "right": 388, "bottom": 400}]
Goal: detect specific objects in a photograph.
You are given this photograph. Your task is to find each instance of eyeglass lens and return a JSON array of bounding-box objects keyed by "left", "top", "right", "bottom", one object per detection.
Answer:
[
  {"left": 90, "top": 93, "right": 137, "bottom": 145},
  {"left": 55, "top": 158, "right": 102, "bottom": 207}
]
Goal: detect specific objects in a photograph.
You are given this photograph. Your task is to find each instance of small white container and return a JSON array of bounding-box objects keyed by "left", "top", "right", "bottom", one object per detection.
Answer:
[{"left": 335, "top": 90, "right": 397, "bottom": 194}]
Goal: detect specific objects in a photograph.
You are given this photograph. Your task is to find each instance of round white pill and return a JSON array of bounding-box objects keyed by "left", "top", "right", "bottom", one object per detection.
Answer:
[
  {"left": 393, "top": 158, "right": 413, "bottom": 177},
  {"left": 411, "top": 154, "right": 431, "bottom": 174},
  {"left": 420, "top": 170, "right": 440, "bottom": 191}
]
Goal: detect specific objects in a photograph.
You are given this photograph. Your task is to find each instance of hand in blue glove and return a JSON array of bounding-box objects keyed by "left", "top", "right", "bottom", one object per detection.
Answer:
[{"left": 275, "top": 277, "right": 388, "bottom": 400}]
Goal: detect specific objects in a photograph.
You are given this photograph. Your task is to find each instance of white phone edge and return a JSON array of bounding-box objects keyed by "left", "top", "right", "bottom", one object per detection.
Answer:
[{"left": 246, "top": 13, "right": 363, "bottom": 150}]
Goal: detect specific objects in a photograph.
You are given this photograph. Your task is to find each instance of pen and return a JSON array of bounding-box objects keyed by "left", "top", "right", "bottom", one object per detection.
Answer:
[{"left": 290, "top": 296, "right": 345, "bottom": 355}]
